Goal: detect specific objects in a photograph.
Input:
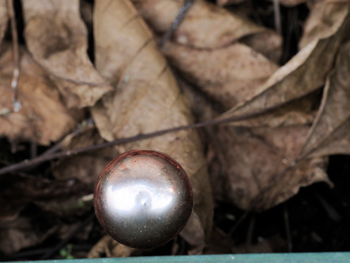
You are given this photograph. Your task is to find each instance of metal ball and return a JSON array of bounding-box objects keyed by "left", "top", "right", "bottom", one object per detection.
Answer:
[{"left": 94, "top": 150, "right": 193, "bottom": 249}]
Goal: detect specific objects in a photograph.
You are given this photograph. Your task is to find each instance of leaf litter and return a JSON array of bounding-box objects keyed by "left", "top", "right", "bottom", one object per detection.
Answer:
[{"left": 1, "top": 0, "right": 350, "bottom": 259}]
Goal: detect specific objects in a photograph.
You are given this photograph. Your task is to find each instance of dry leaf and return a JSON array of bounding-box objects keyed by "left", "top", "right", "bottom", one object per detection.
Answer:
[
  {"left": 217, "top": 0, "right": 244, "bottom": 6},
  {"left": 218, "top": 0, "right": 306, "bottom": 7},
  {"left": 0, "top": 46, "right": 81, "bottom": 145},
  {"left": 212, "top": 125, "right": 328, "bottom": 210},
  {"left": 0, "top": 0, "right": 7, "bottom": 46},
  {"left": 92, "top": 0, "right": 213, "bottom": 248},
  {"left": 132, "top": 0, "right": 268, "bottom": 48},
  {"left": 88, "top": 236, "right": 138, "bottom": 258},
  {"left": 53, "top": 129, "right": 118, "bottom": 187},
  {"left": 132, "top": 0, "right": 282, "bottom": 61},
  {"left": 280, "top": 0, "right": 306, "bottom": 6},
  {"left": 179, "top": 212, "right": 206, "bottom": 254},
  {"left": 133, "top": 0, "right": 280, "bottom": 108},
  {"left": 183, "top": 81, "right": 325, "bottom": 211},
  {"left": 22, "top": 0, "right": 111, "bottom": 108},
  {"left": 165, "top": 43, "right": 278, "bottom": 109},
  {"left": 220, "top": 4, "right": 350, "bottom": 124},
  {"left": 301, "top": 42, "right": 350, "bottom": 157},
  {"left": 227, "top": 91, "right": 318, "bottom": 128},
  {"left": 240, "top": 31, "right": 282, "bottom": 63},
  {"left": 300, "top": 1, "right": 349, "bottom": 48}
]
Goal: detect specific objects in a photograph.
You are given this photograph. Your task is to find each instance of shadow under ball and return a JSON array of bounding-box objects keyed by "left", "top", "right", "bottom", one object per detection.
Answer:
[{"left": 94, "top": 150, "right": 193, "bottom": 249}]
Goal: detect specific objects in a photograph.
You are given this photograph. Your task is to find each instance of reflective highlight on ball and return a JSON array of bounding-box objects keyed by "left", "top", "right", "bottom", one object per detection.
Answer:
[{"left": 94, "top": 150, "right": 193, "bottom": 249}]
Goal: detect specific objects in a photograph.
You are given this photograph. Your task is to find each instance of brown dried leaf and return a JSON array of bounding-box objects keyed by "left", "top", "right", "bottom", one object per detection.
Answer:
[
  {"left": 301, "top": 42, "right": 350, "bottom": 157},
  {"left": 240, "top": 31, "right": 282, "bottom": 63},
  {"left": 217, "top": 0, "right": 244, "bottom": 5},
  {"left": 179, "top": 212, "right": 205, "bottom": 254},
  {"left": 183, "top": 69, "right": 324, "bottom": 211},
  {"left": 228, "top": 91, "right": 318, "bottom": 128},
  {"left": 132, "top": 0, "right": 267, "bottom": 48},
  {"left": 300, "top": 1, "right": 349, "bottom": 48},
  {"left": 218, "top": 0, "right": 306, "bottom": 7},
  {"left": 133, "top": 0, "right": 280, "bottom": 108},
  {"left": 53, "top": 129, "right": 118, "bottom": 187},
  {"left": 213, "top": 125, "right": 328, "bottom": 210},
  {"left": 92, "top": 0, "right": 213, "bottom": 247},
  {"left": 164, "top": 42, "right": 278, "bottom": 109},
  {"left": 280, "top": 0, "right": 306, "bottom": 6},
  {"left": 88, "top": 236, "right": 138, "bottom": 258},
  {"left": 221, "top": 4, "right": 350, "bottom": 124},
  {"left": 0, "top": 0, "right": 7, "bottom": 46},
  {"left": 0, "top": 46, "right": 81, "bottom": 145},
  {"left": 22, "top": 0, "right": 112, "bottom": 108}
]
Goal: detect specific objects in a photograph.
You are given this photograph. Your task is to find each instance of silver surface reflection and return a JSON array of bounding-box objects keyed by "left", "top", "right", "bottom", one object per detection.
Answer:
[
  {"left": 94, "top": 151, "right": 193, "bottom": 249},
  {"left": 105, "top": 179, "right": 175, "bottom": 214}
]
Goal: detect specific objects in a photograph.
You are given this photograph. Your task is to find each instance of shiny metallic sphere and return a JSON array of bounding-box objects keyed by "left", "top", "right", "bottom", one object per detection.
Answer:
[{"left": 94, "top": 150, "right": 193, "bottom": 249}]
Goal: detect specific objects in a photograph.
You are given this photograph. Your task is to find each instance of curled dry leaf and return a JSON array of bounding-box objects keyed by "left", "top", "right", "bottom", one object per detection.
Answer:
[
  {"left": 22, "top": 0, "right": 112, "bottom": 108},
  {"left": 92, "top": 0, "right": 213, "bottom": 248},
  {"left": 184, "top": 86, "right": 327, "bottom": 210},
  {"left": 212, "top": 125, "right": 328, "bottom": 210},
  {"left": 132, "top": 0, "right": 280, "bottom": 109},
  {"left": 0, "top": 0, "right": 7, "bottom": 46},
  {"left": 164, "top": 43, "right": 278, "bottom": 109},
  {"left": 300, "top": 1, "right": 349, "bottom": 48},
  {"left": 0, "top": 46, "right": 80, "bottom": 145},
  {"left": 220, "top": 4, "right": 350, "bottom": 124},
  {"left": 301, "top": 42, "right": 350, "bottom": 157}
]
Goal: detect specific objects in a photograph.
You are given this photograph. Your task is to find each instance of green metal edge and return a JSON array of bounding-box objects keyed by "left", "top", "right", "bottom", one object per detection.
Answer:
[{"left": 8, "top": 252, "right": 350, "bottom": 263}]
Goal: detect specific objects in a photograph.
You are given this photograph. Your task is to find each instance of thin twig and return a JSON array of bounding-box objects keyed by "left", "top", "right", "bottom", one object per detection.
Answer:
[
  {"left": 160, "top": 0, "right": 195, "bottom": 48},
  {"left": 246, "top": 214, "right": 255, "bottom": 246},
  {"left": 314, "top": 192, "right": 342, "bottom": 222},
  {"left": 30, "top": 141, "right": 37, "bottom": 159},
  {"left": 41, "top": 118, "right": 95, "bottom": 157},
  {"left": 229, "top": 211, "right": 249, "bottom": 236},
  {"left": 283, "top": 205, "right": 292, "bottom": 252},
  {"left": 6, "top": 0, "right": 21, "bottom": 113},
  {"left": 273, "top": 0, "right": 282, "bottom": 36},
  {"left": 0, "top": 111, "right": 266, "bottom": 176}
]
